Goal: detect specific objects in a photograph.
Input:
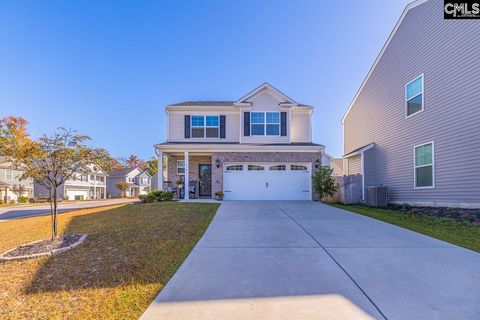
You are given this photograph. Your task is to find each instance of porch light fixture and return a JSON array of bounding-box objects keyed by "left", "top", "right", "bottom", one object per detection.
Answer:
[
  {"left": 215, "top": 158, "right": 220, "bottom": 168},
  {"left": 315, "top": 159, "right": 320, "bottom": 169}
]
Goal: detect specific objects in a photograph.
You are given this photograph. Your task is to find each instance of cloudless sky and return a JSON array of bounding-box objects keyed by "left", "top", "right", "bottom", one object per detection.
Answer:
[{"left": 0, "top": 0, "right": 411, "bottom": 159}]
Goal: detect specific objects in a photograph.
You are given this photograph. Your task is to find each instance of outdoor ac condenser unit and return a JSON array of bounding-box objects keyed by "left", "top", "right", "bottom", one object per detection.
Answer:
[{"left": 367, "top": 186, "right": 388, "bottom": 207}]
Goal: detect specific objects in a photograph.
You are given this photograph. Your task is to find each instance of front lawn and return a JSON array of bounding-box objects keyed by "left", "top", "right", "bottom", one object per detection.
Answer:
[
  {"left": 332, "top": 204, "right": 480, "bottom": 253},
  {"left": 0, "top": 202, "right": 219, "bottom": 319}
]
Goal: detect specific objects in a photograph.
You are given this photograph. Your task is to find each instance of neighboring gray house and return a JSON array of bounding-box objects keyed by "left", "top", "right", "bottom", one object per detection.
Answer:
[
  {"left": 34, "top": 164, "right": 107, "bottom": 200},
  {"left": 342, "top": 0, "right": 480, "bottom": 208},
  {"left": 0, "top": 157, "right": 34, "bottom": 202},
  {"left": 154, "top": 83, "right": 324, "bottom": 200},
  {"left": 106, "top": 168, "right": 151, "bottom": 198}
]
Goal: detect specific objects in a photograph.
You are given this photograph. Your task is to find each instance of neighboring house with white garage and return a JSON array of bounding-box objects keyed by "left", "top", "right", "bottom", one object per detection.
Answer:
[
  {"left": 0, "top": 157, "right": 34, "bottom": 202},
  {"left": 342, "top": 0, "right": 480, "bottom": 208},
  {"left": 106, "top": 168, "right": 151, "bottom": 198},
  {"left": 34, "top": 164, "right": 107, "bottom": 200},
  {"left": 154, "top": 83, "right": 324, "bottom": 200}
]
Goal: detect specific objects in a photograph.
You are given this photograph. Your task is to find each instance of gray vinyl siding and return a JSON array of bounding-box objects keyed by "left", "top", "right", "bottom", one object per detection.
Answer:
[
  {"left": 363, "top": 148, "right": 375, "bottom": 200},
  {"left": 343, "top": 0, "right": 480, "bottom": 207},
  {"left": 345, "top": 155, "right": 361, "bottom": 175},
  {"left": 106, "top": 176, "right": 127, "bottom": 198}
]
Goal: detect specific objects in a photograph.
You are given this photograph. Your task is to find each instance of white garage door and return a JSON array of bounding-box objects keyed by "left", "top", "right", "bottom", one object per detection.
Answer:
[
  {"left": 66, "top": 189, "right": 89, "bottom": 201},
  {"left": 223, "top": 163, "right": 311, "bottom": 200}
]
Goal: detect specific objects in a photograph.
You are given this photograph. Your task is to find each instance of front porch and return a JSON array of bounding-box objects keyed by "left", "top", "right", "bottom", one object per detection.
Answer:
[{"left": 158, "top": 152, "right": 216, "bottom": 200}]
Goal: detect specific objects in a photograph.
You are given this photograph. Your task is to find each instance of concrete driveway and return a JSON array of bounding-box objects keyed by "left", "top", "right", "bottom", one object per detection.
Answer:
[
  {"left": 141, "top": 201, "right": 480, "bottom": 320},
  {"left": 0, "top": 198, "right": 138, "bottom": 221}
]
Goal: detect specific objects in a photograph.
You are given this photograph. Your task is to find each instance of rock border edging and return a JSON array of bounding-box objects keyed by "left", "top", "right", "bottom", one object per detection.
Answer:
[{"left": 0, "top": 234, "right": 87, "bottom": 262}]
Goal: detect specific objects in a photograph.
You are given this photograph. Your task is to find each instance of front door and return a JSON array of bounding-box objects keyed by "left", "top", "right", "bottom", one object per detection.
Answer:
[{"left": 199, "top": 164, "right": 212, "bottom": 197}]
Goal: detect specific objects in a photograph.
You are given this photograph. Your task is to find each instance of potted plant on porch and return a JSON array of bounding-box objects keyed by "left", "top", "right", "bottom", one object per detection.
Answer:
[
  {"left": 176, "top": 179, "right": 184, "bottom": 189},
  {"left": 214, "top": 191, "right": 224, "bottom": 201}
]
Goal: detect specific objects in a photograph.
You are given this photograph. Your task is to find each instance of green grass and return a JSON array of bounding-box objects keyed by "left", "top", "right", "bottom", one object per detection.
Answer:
[
  {"left": 332, "top": 204, "right": 480, "bottom": 253},
  {"left": 0, "top": 202, "right": 219, "bottom": 320}
]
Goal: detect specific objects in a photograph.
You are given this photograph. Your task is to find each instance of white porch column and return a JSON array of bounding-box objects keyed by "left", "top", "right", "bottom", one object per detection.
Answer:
[
  {"left": 158, "top": 151, "right": 163, "bottom": 190},
  {"left": 184, "top": 151, "right": 189, "bottom": 200},
  {"left": 93, "top": 175, "right": 97, "bottom": 199}
]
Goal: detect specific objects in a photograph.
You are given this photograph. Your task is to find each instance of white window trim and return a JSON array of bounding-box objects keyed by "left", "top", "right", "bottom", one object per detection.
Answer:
[
  {"left": 5, "top": 169, "right": 13, "bottom": 181},
  {"left": 413, "top": 140, "right": 435, "bottom": 189},
  {"left": 250, "top": 112, "right": 280, "bottom": 137},
  {"left": 177, "top": 160, "right": 186, "bottom": 175},
  {"left": 405, "top": 74, "right": 424, "bottom": 119},
  {"left": 191, "top": 115, "right": 220, "bottom": 139}
]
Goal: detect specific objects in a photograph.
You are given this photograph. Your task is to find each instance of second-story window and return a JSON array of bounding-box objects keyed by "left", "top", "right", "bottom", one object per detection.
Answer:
[
  {"left": 191, "top": 115, "right": 219, "bottom": 138},
  {"left": 406, "top": 74, "right": 424, "bottom": 117},
  {"left": 251, "top": 112, "right": 280, "bottom": 136},
  {"left": 5, "top": 169, "right": 13, "bottom": 180}
]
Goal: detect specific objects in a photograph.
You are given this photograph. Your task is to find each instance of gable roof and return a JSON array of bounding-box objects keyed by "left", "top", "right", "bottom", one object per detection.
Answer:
[
  {"left": 341, "top": 0, "right": 430, "bottom": 124},
  {"left": 166, "top": 82, "right": 313, "bottom": 110},
  {"left": 108, "top": 167, "right": 139, "bottom": 177},
  {"left": 234, "top": 82, "right": 297, "bottom": 106},
  {"left": 168, "top": 101, "right": 234, "bottom": 107}
]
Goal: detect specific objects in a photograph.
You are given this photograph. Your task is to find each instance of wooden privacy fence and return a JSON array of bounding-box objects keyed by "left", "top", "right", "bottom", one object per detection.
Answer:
[{"left": 325, "top": 174, "right": 363, "bottom": 204}]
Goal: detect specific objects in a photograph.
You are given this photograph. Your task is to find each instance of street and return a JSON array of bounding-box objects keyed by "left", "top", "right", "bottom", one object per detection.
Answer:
[{"left": 0, "top": 198, "right": 138, "bottom": 221}]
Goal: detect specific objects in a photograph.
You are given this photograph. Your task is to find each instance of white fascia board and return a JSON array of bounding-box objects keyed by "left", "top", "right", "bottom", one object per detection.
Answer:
[
  {"left": 344, "top": 143, "right": 375, "bottom": 158},
  {"left": 155, "top": 143, "right": 324, "bottom": 154},
  {"left": 341, "top": 0, "right": 430, "bottom": 124}
]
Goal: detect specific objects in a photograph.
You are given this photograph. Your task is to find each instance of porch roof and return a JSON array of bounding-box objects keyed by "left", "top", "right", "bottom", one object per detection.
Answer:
[{"left": 155, "top": 142, "right": 324, "bottom": 154}]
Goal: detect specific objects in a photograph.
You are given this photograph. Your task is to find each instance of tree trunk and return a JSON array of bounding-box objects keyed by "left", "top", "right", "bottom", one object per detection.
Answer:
[
  {"left": 52, "top": 186, "right": 58, "bottom": 240},
  {"left": 49, "top": 188, "right": 54, "bottom": 241}
]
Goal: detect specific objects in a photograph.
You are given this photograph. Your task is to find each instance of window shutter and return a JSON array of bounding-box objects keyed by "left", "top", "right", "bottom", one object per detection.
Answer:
[
  {"left": 220, "top": 115, "right": 226, "bottom": 139},
  {"left": 244, "top": 112, "right": 250, "bottom": 136},
  {"left": 184, "top": 115, "right": 191, "bottom": 139},
  {"left": 280, "top": 112, "right": 287, "bottom": 136}
]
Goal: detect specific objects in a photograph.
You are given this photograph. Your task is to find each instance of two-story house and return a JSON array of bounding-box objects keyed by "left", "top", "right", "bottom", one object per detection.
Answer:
[
  {"left": 154, "top": 83, "right": 324, "bottom": 200},
  {"left": 342, "top": 0, "right": 480, "bottom": 208},
  {"left": 106, "top": 167, "right": 151, "bottom": 198},
  {"left": 0, "top": 157, "right": 34, "bottom": 202},
  {"left": 34, "top": 164, "right": 107, "bottom": 200}
]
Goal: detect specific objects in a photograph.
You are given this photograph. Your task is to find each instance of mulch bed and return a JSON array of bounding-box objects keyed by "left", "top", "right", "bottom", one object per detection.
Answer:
[
  {"left": 2, "top": 234, "right": 84, "bottom": 258},
  {"left": 388, "top": 205, "right": 480, "bottom": 224}
]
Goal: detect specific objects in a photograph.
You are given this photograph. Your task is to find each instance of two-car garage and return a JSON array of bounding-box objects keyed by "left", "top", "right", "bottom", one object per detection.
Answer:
[{"left": 223, "top": 162, "right": 312, "bottom": 200}]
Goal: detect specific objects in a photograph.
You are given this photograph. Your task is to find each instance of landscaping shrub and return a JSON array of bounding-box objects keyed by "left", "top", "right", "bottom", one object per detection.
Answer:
[
  {"left": 0, "top": 199, "right": 4, "bottom": 205},
  {"left": 147, "top": 190, "right": 174, "bottom": 202},
  {"left": 9, "top": 200, "right": 16, "bottom": 204},
  {"left": 18, "top": 196, "right": 29, "bottom": 203},
  {"left": 312, "top": 166, "right": 338, "bottom": 201},
  {"left": 139, "top": 193, "right": 156, "bottom": 203}
]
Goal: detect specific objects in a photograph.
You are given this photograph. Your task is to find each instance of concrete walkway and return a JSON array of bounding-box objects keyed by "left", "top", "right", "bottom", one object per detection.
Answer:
[{"left": 141, "top": 201, "right": 480, "bottom": 320}]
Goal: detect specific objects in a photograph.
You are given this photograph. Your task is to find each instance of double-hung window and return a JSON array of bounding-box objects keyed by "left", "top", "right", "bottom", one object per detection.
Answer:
[
  {"left": 414, "top": 142, "right": 434, "bottom": 188},
  {"left": 251, "top": 112, "right": 265, "bottom": 135},
  {"left": 191, "top": 115, "right": 219, "bottom": 138},
  {"left": 177, "top": 160, "right": 185, "bottom": 175},
  {"left": 205, "top": 116, "right": 219, "bottom": 138},
  {"left": 266, "top": 112, "right": 280, "bottom": 135},
  {"left": 251, "top": 112, "right": 280, "bottom": 136},
  {"left": 406, "top": 74, "right": 424, "bottom": 117},
  {"left": 191, "top": 116, "right": 205, "bottom": 138}
]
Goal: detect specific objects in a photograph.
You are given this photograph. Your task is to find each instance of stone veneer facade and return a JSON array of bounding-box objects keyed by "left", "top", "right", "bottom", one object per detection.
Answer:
[{"left": 166, "top": 152, "right": 322, "bottom": 199}]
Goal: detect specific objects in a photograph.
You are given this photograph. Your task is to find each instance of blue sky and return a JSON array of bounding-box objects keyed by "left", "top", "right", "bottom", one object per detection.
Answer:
[{"left": 0, "top": 0, "right": 411, "bottom": 159}]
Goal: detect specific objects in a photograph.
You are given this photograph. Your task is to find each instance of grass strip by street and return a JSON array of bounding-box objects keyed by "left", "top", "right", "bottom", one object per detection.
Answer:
[
  {"left": 331, "top": 204, "right": 480, "bottom": 253},
  {"left": 0, "top": 202, "right": 219, "bottom": 320}
]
